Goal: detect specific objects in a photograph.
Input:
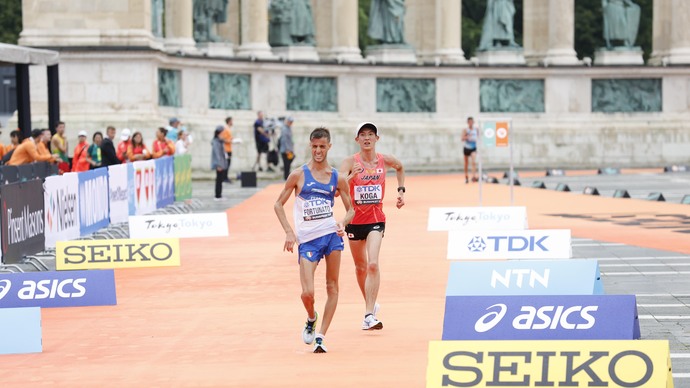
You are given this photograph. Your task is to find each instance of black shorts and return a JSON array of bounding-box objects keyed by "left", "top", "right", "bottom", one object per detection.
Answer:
[
  {"left": 345, "top": 222, "right": 385, "bottom": 241},
  {"left": 463, "top": 147, "right": 476, "bottom": 157},
  {"left": 256, "top": 141, "right": 269, "bottom": 153}
]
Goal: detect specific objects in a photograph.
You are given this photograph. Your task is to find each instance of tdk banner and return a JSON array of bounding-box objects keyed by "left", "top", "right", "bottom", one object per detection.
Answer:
[
  {"left": 0, "top": 269, "right": 117, "bottom": 308},
  {"left": 442, "top": 294, "right": 639, "bottom": 340}
]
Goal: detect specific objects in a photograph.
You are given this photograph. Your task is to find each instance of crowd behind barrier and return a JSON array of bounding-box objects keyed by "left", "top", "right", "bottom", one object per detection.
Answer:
[{"left": 0, "top": 155, "right": 192, "bottom": 265}]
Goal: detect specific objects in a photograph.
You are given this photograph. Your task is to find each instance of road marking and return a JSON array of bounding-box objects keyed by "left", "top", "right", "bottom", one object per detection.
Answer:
[
  {"left": 673, "top": 373, "right": 690, "bottom": 378},
  {"left": 672, "top": 354, "right": 690, "bottom": 358},
  {"left": 638, "top": 304, "right": 687, "bottom": 307},
  {"left": 600, "top": 263, "right": 690, "bottom": 268},
  {"left": 602, "top": 271, "right": 690, "bottom": 276},
  {"left": 572, "top": 243, "right": 626, "bottom": 247},
  {"left": 590, "top": 256, "right": 690, "bottom": 261},
  {"left": 639, "top": 315, "right": 690, "bottom": 320},
  {"left": 637, "top": 293, "right": 690, "bottom": 297}
]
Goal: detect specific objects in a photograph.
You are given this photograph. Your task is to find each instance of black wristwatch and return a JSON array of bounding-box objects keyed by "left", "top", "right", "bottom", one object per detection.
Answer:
[{"left": 397, "top": 186, "right": 405, "bottom": 193}]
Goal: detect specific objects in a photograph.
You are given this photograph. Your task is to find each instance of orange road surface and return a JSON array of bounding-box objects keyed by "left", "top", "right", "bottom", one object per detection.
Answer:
[{"left": 2, "top": 174, "right": 689, "bottom": 387}]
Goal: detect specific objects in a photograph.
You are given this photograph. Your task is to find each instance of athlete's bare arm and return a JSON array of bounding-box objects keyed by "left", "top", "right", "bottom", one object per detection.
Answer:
[
  {"left": 274, "top": 168, "right": 304, "bottom": 252},
  {"left": 336, "top": 174, "right": 355, "bottom": 235},
  {"left": 383, "top": 154, "right": 405, "bottom": 209},
  {"left": 338, "top": 155, "right": 362, "bottom": 183}
]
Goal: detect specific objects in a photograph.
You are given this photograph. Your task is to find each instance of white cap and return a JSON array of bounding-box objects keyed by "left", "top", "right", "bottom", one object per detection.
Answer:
[
  {"left": 78, "top": 130, "right": 87, "bottom": 137},
  {"left": 356, "top": 122, "right": 378, "bottom": 136},
  {"left": 120, "top": 128, "right": 131, "bottom": 140}
]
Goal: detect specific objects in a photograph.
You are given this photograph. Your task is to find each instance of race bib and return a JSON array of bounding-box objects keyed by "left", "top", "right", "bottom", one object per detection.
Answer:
[
  {"left": 302, "top": 199, "right": 333, "bottom": 221},
  {"left": 354, "top": 184, "right": 382, "bottom": 205}
]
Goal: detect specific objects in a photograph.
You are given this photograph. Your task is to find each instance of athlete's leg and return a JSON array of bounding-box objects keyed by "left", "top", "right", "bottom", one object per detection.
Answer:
[
  {"left": 348, "top": 239, "right": 368, "bottom": 300},
  {"left": 299, "top": 257, "right": 318, "bottom": 320},
  {"left": 470, "top": 151, "right": 478, "bottom": 180},
  {"left": 364, "top": 231, "right": 384, "bottom": 314},
  {"left": 463, "top": 153, "right": 469, "bottom": 182},
  {"left": 318, "top": 250, "right": 341, "bottom": 336}
]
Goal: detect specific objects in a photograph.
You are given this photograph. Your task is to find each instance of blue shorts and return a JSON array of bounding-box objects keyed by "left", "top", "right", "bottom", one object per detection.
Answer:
[{"left": 298, "top": 233, "right": 344, "bottom": 263}]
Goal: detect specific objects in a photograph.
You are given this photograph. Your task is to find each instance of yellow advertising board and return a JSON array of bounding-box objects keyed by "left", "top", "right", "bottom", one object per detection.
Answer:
[
  {"left": 56, "top": 238, "right": 181, "bottom": 270},
  {"left": 427, "top": 340, "right": 672, "bottom": 388}
]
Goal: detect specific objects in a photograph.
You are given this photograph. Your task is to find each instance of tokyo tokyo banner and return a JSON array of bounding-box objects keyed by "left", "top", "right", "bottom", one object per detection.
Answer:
[
  {"left": 78, "top": 168, "right": 110, "bottom": 236},
  {"left": 155, "top": 156, "right": 175, "bottom": 209},
  {"left": 108, "top": 164, "right": 129, "bottom": 224},
  {"left": 44, "top": 173, "right": 80, "bottom": 248}
]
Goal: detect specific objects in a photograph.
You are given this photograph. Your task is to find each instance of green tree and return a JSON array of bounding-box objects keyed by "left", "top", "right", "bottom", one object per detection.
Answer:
[{"left": 0, "top": 0, "right": 22, "bottom": 44}]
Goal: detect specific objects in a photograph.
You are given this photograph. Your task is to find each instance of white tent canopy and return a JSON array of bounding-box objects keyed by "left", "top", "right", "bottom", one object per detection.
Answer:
[{"left": 0, "top": 43, "right": 59, "bottom": 66}]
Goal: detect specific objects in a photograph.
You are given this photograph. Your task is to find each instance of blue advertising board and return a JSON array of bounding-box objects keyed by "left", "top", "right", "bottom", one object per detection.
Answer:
[
  {"left": 446, "top": 259, "right": 603, "bottom": 296},
  {"left": 0, "top": 269, "right": 117, "bottom": 308},
  {"left": 442, "top": 294, "right": 640, "bottom": 340},
  {"left": 78, "top": 168, "right": 110, "bottom": 236},
  {"left": 0, "top": 307, "right": 42, "bottom": 354},
  {"left": 155, "top": 156, "right": 175, "bottom": 208}
]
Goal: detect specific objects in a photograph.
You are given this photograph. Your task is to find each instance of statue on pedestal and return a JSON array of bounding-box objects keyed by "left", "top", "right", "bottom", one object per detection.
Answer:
[
  {"left": 478, "top": 0, "right": 519, "bottom": 51},
  {"left": 193, "top": 0, "right": 229, "bottom": 43},
  {"left": 602, "top": 0, "right": 640, "bottom": 49},
  {"left": 367, "top": 0, "right": 406, "bottom": 45},
  {"left": 269, "top": 0, "right": 315, "bottom": 47}
]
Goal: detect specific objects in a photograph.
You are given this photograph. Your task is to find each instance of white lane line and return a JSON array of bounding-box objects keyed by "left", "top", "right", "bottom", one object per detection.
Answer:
[
  {"left": 602, "top": 271, "right": 690, "bottom": 276},
  {"left": 600, "top": 263, "right": 690, "bottom": 267},
  {"left": 638, "top": 304, "right": 687, "bottom": 307},
  {"left": 637, "top": 294, "right": 690, "bottom": 297},
  {"left": 673, "top": 373, "right": 690, "bottom": 378},
  {"left": 639, "top": 315, "right": 690, "bottom": 320},
  {"left": 594, "top": 256, "right": 690, "bottom": 261},
  {"left": 672, "top": 354, "right": 690, "bottom": 358},
  {"left": 572, "top": 243, "right": 627, "bottom": 247}
]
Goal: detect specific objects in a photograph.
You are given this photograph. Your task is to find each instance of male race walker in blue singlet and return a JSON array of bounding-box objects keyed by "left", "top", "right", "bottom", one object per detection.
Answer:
[
  {"left": 274, "top": 127, "right": 354, "bottom": 353},
  {"left": 462, "top": 116, "right": 479, "bottom": 183}
]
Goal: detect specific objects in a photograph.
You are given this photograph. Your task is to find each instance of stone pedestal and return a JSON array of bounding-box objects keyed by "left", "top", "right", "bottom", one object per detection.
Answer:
[
  {"left": 365, "top": 45, "right": 417, "bottom": 65},
  {"left": 197, "top": 42, "right": 235, "bottom": 58},
  {"left": 237, "top": 0, "right": 275, "bottom": 60},
  {"left": 476, "top": 49, "right": 526, "bottom": 66},
  {"left": 272, "top": 46, "right": 320, "bottom": 62},
  {"left": 594, "top": 48, "right": 644, "bottom": 66}
]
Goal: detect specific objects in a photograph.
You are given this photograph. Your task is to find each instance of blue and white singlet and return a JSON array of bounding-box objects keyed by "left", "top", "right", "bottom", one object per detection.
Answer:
[{"left": 293, "top": 165, "right": 339, "bottom": 244}]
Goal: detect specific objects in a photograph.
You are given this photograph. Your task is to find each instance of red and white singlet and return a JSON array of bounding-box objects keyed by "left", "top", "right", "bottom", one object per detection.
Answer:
[{"left": 349, "top": 153, "right": 386, "bottom": 225}]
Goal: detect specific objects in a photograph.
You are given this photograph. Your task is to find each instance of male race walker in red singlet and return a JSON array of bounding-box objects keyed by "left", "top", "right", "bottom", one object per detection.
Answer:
[
  {"left": 275, "top": 127, "right": 354, "bottom": 353},
  {"left": 339, "top": 122, "right": 405, "bottom": 330}
]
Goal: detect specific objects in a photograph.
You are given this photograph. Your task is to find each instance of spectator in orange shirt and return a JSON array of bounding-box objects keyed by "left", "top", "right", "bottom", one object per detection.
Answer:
[
  {"left": 127, "top": 131, "right": 151, "bottom": 161},
  {"left": 5, "top": 130, "right": 22, "bottom": 155},
  {"left": 151, "top": 127, "right": 175, "bottom": 158},
  {"left": 71, "top": 130, "right": 91, "bottom": 172},
  {"left": 7, "top": 129, "right": 59, "bottom": 166},
  {"left": 37, "top": 129, "right": 56, "bottom": 163},
  {"left": 117, "top": 128, "right": 132, "bottom": 163},
  {"left": 220, "top": 116, "right": 234, "bottom": 183}
]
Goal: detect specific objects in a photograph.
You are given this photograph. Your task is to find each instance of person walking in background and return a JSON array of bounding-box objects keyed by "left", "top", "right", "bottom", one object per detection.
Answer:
[
  {"left": 279, "top": 116, "right": 295, "bottom": 180},
  {"left": 211, "top": 125, "right": 228, "bottom": 201},
  {"left": 127, "top": 131, "right": 151, "bottom": 162},
  {"left": 117, "top": 128, "right": 132, "bottom": 163},
  {"left": 152, "top": 127, "right": 175, "bottom": 158},
  {"left": 7, "top": 129, "right": 59, "bottom": 166},
  {"left": 253, "top": 111, "right": 272, "bottom": 172},
  {"left": 87, "top": 131, "right": 103, "bottom": 169},
  {"left": 100, "top": 126, "right": 120, "bottom": 166},
  {"left": 71, "top": 130, "right": 91, "bottom": 172},
  {"left": 175, "top": 130, "right": 191, "bottom": 155},
  {"left": 462, "top": 116, "right": 478, "bottom": 183},
  {"left": 220, "top": 116, "right": 234, "bottom": 183}
]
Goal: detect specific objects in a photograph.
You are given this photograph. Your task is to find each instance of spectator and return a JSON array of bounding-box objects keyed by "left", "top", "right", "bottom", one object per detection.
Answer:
[
  {"left": 117, "top": 128, "right": 132, "bottom": 162},
  {"left": 152, "top": 127, "right": 176, "bottom": 158},
  {"left": 7, "top": 129, "right": 59, "bottom": 166},
  {"left": 211, "top": 125, "right": 228, "bottom": 201},
  {"left": 51, "top": 121, "right": 69, "bottom": 163},
  {"left": 127, "top": 131, "right": 151, "bottom": 161},
  {"left": 279, "top": 117, "right": 295, "bottom": 180},
  {"left": 100, "top": 126, "right": 120, "bottom": 167},
  {"left": 167, "top": 117, "right": 182, "bottom": 141},
  {"left": 175, "top": 130, "right": 191, "bottom": 155},
  {"left": 5, "top": 130, "right": 22, "bottom": 154},
  {"left": 220, "top": 116, "right": 233, "bottom": 183},
  {"left": 0, "top": 122, "right": 4, "bottom": 159},
  {"left": 38, "top": 129, "right": 55, "bottom": 163},
  {"left": 87, "top": 131, "right": 103, "bottom": 169},
  {"left": 71, "top": 130, "right": 91, "bottom": 172},
  {"left": 253, "top": 111, "right": 272, "bottom": 172}
]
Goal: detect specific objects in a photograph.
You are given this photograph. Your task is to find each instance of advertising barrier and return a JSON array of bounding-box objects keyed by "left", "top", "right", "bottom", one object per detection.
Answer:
[
  {"left": 428, "top": 207, "right": 527, "bottom": 231},
  {"left": 78, "top": 168, "right": 110, "bottom": 236},
  {"left": 448, "top": 229, "right": 572, "bottom": 260},
  {"left": 130, "top": 160, "right": 156, "bottom": 215},
  {"left": 155, "top": 156, "right": 175, "bottom": 209},
  {"left": 0, "top": 270, "right": 117, "bottom": 308},
  {"left": 44, "top": 173, "right": 80, "bottom": 248},
  {"left": 56, "top": 238, "right": 181, "bottom": 270},
  {"left": 446, "top": 260, "right": 604, "bottom": 296},
  {"left": 174, "top": 154, "right": 192, "bottom": 201},
  {"left": 1, "top": 179, "right": 45, "bottom": 264},
  {"left": 426, "top": 340, "right": 673, "bottom": 388},
  {"left": 442, "top": 295, "right": 640, "bottom": 340},
  {"left": 108, "top": 164, "right": 129, "bottom": 224},
  {"left": 0, "top": 307, "right": 42, "bottom": 355},
  {"left": 129, "top": 213, "right": 229, "bottom": 239}
]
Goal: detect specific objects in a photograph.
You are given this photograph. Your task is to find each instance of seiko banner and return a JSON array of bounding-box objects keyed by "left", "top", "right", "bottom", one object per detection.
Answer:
[
  {"left": 44, "top": 173, "right": 80, "bottom": 248},
  {"left": 129, "top": 213, "right": 229, "bottom": 239},
  {"left": 1, "top": 179, "right": 45, "bottom": 264},
  {"left": 108, "top": 164, "right": 129, "bottom": 224},
  {"left": 78, "top": 168, "right": 110, "bottom": 236},
  {"left": 155, "top": 156, "right": 175, "bottom": 209},
  {"left": 447, "top": 229, "right": 572, "bottom": 260},
  {"left": 442, "top": 295, "right": 640, "bottom": 341},
  {"left": 0, "top": 270, "right": 117, "bottom": 308},
  {"left": 129, "top": 160, "right": 156, "bottom": 215},
  {"left": 0, "top": 307, "right": 42, "bottom": 355},
  {"left": 56, "top": 238, "right": 181, "bottom": 270},
  {"left": 427, "top": 207, "right": 527, "bottom": 231},
  {"left": 446, "top": 260, "right": 604, "bottom": 296},
  {"left": 426, "top": 340, "right": 673, "bottom": 388}
]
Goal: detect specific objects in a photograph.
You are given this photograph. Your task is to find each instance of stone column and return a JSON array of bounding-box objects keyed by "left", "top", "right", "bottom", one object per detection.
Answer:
[
  {"left": 236, "top": 0, "right": 275, "bottom": 59},
  {"left": 523, "top": 0, "right": 579, "bottom": 66},
  {"left": 164, "top": 0, "right": 197, "bottom": 54},
  {"left": 413, "top": 0, "right": 467, "bottom": 64},
  {"left": 217, "top": 0, "right": 240, "bottom": 45},
  {"left": 651, "top": 0, "right": 690, "bottom": 65},
  {"left": 314, "top": 0, "right": 363, "bottom": 63}
]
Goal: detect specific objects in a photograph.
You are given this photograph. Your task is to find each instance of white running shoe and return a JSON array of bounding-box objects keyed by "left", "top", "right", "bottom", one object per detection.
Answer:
[
  {"left": 362, "top": 313, "right": 383, "bottom": 330},
  {"left": 313, "top": 336, "right": 327, "bottom": 353},
  {"left": 302, "top": 313, "right": 318, "bottom": 344}
]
